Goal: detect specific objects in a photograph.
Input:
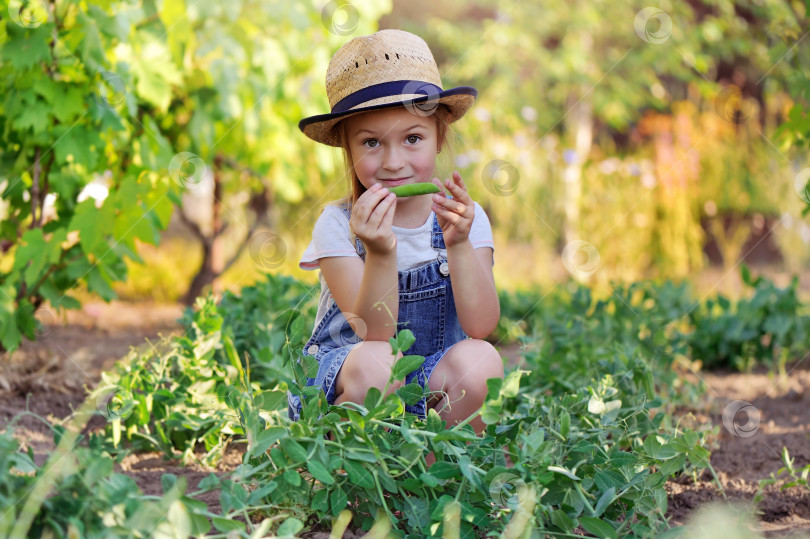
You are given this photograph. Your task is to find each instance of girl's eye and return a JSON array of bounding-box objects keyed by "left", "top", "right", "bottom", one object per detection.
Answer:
[
  {"left": 406, "top": 135, "right": 421, "bottom": 144},
  {"left": 363, "top": 139, "right": 379, "bottom": 148}
]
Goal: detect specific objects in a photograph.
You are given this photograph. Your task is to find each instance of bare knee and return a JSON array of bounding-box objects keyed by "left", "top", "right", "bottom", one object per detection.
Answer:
[
  {"left": 335, "top": 341, "right": 404, "bottom": 405},
  {"left": 430, "top": 339, "right": 504, "bottom": 398}
]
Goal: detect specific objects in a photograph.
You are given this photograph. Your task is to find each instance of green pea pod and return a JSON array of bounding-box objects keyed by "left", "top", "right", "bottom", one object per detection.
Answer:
[{"left": 388, "top": 183, "right": 441, "bottom": 197}]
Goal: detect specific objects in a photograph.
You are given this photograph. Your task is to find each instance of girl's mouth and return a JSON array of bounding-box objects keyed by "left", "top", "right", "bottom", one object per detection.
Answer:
[{"left": 380, "top": 177, "right": 410, "bottom": 187}]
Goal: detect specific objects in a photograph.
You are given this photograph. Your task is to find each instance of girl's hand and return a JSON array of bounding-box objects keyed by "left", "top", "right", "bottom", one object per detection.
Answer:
[
  {"left": 350, "top": 183, "right": 397, "bottom": 255},
  {"left": 432, "top": 171, "right": 475, "bottom": 248}
]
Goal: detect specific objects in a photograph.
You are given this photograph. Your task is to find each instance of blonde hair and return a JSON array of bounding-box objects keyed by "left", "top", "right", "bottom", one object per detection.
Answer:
[{"left": 334, "top": 105, "right": 455, "bottom": 209}]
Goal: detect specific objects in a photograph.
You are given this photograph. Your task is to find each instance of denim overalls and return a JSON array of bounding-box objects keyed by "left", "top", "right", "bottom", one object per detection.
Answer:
[{"left": 287, "top": 205, "right": 467, "bottom": 421}]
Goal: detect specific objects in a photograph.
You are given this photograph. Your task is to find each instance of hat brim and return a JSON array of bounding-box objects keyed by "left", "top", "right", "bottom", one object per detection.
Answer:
[{"left": 299, "top": 86, "right": 477, "bottom": 147}]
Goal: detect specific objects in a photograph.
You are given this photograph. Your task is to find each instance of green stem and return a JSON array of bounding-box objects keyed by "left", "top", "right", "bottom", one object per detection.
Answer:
[
  {"left": 706, "top": 460, "right": 727, "bottom": 499},
  {"left": 9, "top": 395, "right": 97, "bottom": 538}
]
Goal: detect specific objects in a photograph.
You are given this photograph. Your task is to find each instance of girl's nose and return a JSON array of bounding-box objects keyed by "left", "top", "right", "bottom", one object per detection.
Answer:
[{"left": 382, "top": 146, "right": 405, "bottom": 170}]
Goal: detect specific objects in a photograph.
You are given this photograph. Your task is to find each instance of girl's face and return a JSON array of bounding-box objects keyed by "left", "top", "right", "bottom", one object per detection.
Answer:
[{"left": 344, "top": 107, "right": 440, "bottom": 192}]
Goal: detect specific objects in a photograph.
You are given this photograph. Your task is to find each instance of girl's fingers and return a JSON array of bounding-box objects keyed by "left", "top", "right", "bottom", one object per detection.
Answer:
[
  {"left": 367, "top": 192, "right": 396, "bottom": 228},
  {"left": 380, "top": 195, "right": 396, "bottom": 230},
  {"left": 433, "top": 193, "right": 468, "bottom": 215},
  {"left": 355, "top": 184, "right": 389, "bottom": 220},
  {"left": 431, "top": 177, "right": 446, "bottom": 195},
  {"left": 444, "top": 174, "right": 472, "bottom": 203},
  {"left": 432, "top": 202, "right": 456, "bottom": 220}
]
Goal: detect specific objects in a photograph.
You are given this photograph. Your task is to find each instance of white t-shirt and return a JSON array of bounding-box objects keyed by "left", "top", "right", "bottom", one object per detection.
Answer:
[{"left": 300, "top": 202, "right": 495, "bottom": 331}]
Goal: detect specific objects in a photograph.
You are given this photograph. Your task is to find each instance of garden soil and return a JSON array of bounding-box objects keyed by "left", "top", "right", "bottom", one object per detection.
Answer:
[{"left": 1, "top": 300, "right": 809, "bottom": 537}]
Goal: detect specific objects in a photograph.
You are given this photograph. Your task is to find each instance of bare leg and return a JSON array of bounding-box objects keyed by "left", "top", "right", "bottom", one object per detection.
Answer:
[
  {"left": 427, "top": 339, "right": 504, "bottom": 434},
  {"left": 334, "top": 341, "right": 404, "bottom": 406}
]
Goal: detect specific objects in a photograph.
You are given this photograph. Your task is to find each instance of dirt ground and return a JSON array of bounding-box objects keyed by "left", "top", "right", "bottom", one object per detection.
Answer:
[{"left": 1, "top": 300, "right": 810, "bottom": 537}]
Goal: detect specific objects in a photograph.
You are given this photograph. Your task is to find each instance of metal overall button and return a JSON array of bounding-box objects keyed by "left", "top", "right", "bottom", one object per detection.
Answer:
[
  {"left": 307, "top": 344, "right": 319, "bottom": 355},
  {"left": 439, "top": 261, "right": 449, "bottom": 276}
]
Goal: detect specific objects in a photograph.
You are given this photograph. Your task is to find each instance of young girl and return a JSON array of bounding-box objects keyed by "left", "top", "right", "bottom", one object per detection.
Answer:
[{"left": 288, "top": 29, "right": 503, "bottom": 434}]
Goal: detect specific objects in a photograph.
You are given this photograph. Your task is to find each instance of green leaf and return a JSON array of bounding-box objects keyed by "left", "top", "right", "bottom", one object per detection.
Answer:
[
  {"left": 197, "top": 473, "right": 220, "bottom": 490},
  {"left": 345, "top": 449, "right": 377, "bottom": 463},
  {"left": 12, "top": 228, "right": 65, "bottom": 288},
  {"left": 249, "top": 426, "right": 285, "bottom": 456},
  {"left": 161, "top": 473, "right": 178, "bottom": 494},
  {"left": 12, "top": 98, "right": 51, "bottom": 133},
  {"left": 69, "top": 198, "right": 113, "bottom": 256},
  {"left": 501, "top": 369, "right": 522, "bottom": 397},
  {"left": 308, "top": 460, "right": 335, "bottom": 485},
  {"left": 130, "top": 36, "right": 183, "bottom": 111},
  {"left": 343, "top": 459, "right": 374, "bottom": 488},
  {"left": 212, "top": 517, "right": 244, "bottom": 532},
  {"left": 277, "top": 517, "right": 304, "bottom": 537},
  {"left": 426, "top": 408, "right": 444, "bottom": 432},
  {"left": 594, "top": 487, "right": 615, "bottom": 517},
  {"left": 247, "top": 481, "right": 278, "bottom": 504},
  {"left": 86, "top": 265, "right": 117, "bottom": 301},
  {"left": 77, "top": 11, "right": 106, "bottom": 70},
  {"left": 392, "top": 354, "right": 425, "bottom": 380},
  {"left": 579, "top": 516, "right": 618, "bottom": 539},
  {"left": 0, "top": 24, "right": 52, "bottom": 70},
  {"left": 550, "top": 509, "right": 576, "bottom": 532},
  {"left": 311, "top": 488, "right": 329, "bottom": 513},
  {"left": 396, "top": 383, "right": 424, "bottom": 405},
  {"left": 51, "top": 86, "right": 87, "bottom": 124},
  {"left": 429, "top": 461, "right": 459, "bottom": 479},
  {"left": 364, "top": 387, "right": 382, "bottom": 410},
  {"left": 594, "top": 470, "right": 625, "bottom": 491},
  {"left": 419, "top": 472, "right": 441, "bottom": 488},
  {"left": 254, "top": 391, "right": 286, "bottom": 412},
  {"left": 392, "top": 329, "right": 416, "bottom": 353},
  {"left": 330, "top": 487, "right": 348, "bottom": 516},
  {"left": 54, "top": 125, "right": 102, "bottom": 169},
  {"left": 643, "top": 435, "right": 677, "bottom": 460},
  {"left": 282, "top": 468, "right": 301, "bottom": 487},
  {"left": 560, "top": 410, "right": 570, "bottom": 439},
  {"left": 167, "top": 500, "right": 191, "bottom": 539}
]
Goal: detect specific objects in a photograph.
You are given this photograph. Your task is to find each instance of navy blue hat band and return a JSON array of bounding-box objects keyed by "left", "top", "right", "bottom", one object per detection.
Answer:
[{"left": 331, "top": 80, "right": 443, "bottom": 114}]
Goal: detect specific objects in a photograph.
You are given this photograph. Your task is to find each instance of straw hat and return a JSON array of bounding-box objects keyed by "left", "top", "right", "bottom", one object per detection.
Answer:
[{"left": 299, "top": 29, "right": 477, "bottom": 146}]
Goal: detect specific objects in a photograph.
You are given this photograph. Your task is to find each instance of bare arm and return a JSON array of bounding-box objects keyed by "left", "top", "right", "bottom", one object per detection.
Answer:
[
  {"left": 446, "top": 243, "right": 499, "bottom": 338},
  {"left": 319, "top": 184, "right": 399, "bottom": 341},
  {"left": 432, "top": 172, "right": 500, "bottom": 339}
]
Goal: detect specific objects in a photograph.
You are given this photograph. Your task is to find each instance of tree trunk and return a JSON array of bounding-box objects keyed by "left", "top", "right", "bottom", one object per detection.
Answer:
[
  {"left": 562, "top": 83, "right": 594, "bottom": 246},
  {"left": 560, "top": 29, "right": 594, "bottom": 247},
  {"left": 182, "top": 160, "right": 225, "bottom": 306}
]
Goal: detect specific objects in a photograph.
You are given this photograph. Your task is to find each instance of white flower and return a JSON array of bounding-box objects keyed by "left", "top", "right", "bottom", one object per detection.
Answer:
[
  {"left": 474, "top": 107, "right": 491, "bottom": 122},
  {"left": 521, "top": 106, "right": 537, "bottom": 122}
]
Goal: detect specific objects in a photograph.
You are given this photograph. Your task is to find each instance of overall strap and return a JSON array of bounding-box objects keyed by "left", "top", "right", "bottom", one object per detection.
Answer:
[
  {"left": 431, "top": 212, "right": 446, "bottom": 251},
  {"left": 339, "top": 203, "right": 366, "bottom": 259}
]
